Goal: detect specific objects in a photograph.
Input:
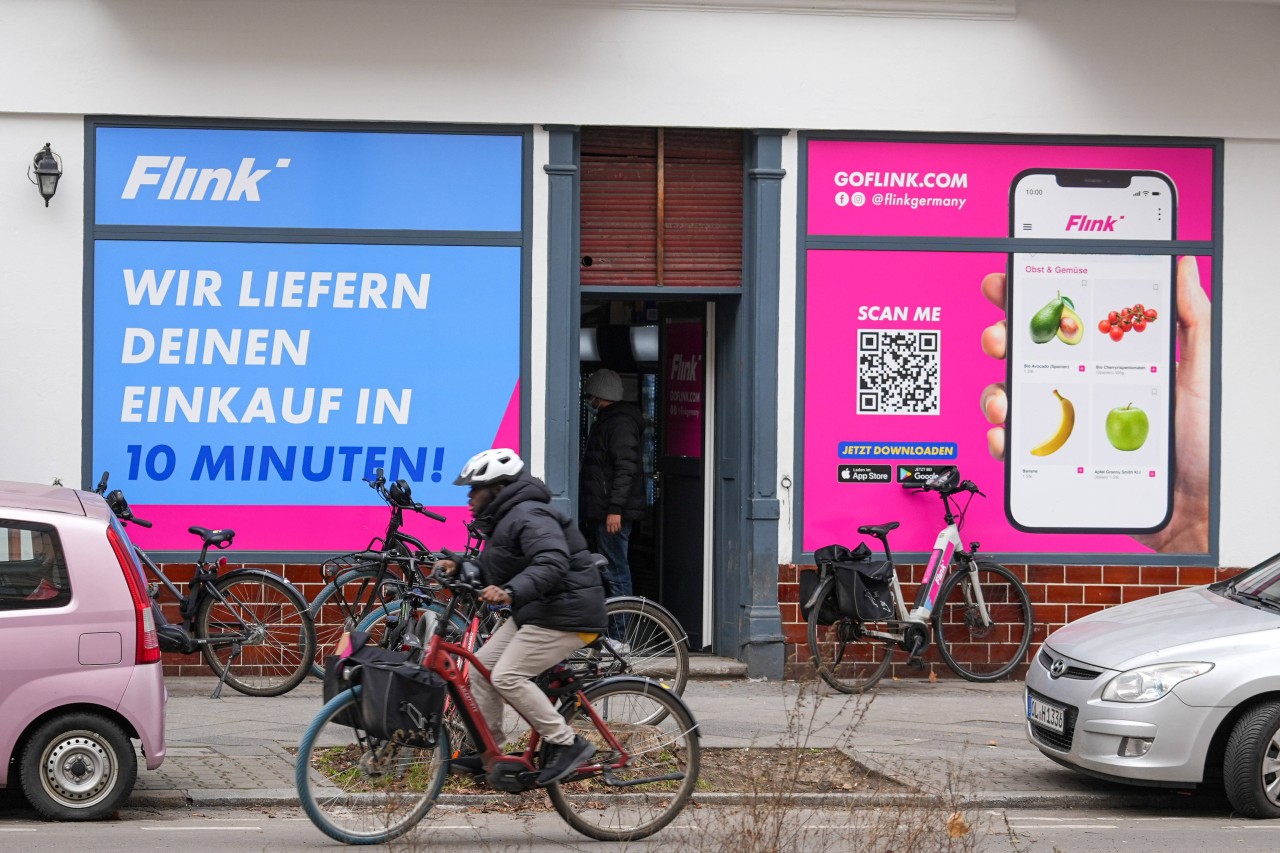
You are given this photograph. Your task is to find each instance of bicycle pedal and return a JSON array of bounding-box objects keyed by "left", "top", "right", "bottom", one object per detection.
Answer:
[{"left": 906, "top": 655, "right": 926, "bottom": 671}]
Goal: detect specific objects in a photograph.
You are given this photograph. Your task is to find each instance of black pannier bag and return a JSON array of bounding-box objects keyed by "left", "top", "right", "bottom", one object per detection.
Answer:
[
  {"left": 798, "top": 568, "right": 841, "bottom": 625},
  {"left": 814, "top": 542, "right": 895, "bottom": 622},
  {"left": 358, "top": 658, "right": 446, "bottom": 747},
  {"left": 322, "top": 635, "right": 446, "bottom": 744},
  {"left": 322, "top": 631, "right": 400, "bottom": 726},
  {"left": 834, "top": 560, "right": 895, "bottom": 621}
]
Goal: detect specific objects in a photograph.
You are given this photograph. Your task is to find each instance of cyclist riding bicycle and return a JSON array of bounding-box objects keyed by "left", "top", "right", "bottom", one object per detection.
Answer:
[{"left": 437, "top": 448, "right": 608, "bottom": 785}]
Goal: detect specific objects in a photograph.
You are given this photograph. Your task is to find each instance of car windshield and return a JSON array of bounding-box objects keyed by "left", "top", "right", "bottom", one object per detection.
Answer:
[{"left": 1226, "top": 552, "right": 1280, "bottom": 607}]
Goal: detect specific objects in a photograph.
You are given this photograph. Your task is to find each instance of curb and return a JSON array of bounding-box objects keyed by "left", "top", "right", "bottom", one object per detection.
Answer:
[{"left": 129, "top": 787, "right": 1207, "bottom": 813}]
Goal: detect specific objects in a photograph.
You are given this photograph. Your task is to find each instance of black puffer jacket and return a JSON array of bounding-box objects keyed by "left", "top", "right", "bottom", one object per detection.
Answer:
[
  {"left": 472, "top": 471, "right": 608, "bottom": 634},
  {"left": 579, "top": 401, "right": 647, "bottom": 522}
]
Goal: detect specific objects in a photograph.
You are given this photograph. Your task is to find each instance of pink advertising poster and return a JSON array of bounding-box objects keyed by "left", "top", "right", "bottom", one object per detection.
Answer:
[
  {"left": 663, "top": 319, "right": 704, "bottom": 459},
  {"left": 802, "top": 138, "right": 1216, "bottom": 558}
]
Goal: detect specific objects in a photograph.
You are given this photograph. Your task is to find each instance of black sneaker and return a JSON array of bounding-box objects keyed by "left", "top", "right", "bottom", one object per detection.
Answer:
[
  {"left": 537, "top": 735, "right": 596, "bottom": 785},
  {"left": 448, "top": 752, "right": 485, "bottom": 776}
]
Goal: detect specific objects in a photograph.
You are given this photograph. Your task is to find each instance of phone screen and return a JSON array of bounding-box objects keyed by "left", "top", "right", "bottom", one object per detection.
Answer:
[{"left": 1006, "top": 170, "right": 1176, "bottom": 533}]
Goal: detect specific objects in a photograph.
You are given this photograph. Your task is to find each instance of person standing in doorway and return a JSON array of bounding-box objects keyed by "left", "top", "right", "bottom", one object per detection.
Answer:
[{"left": 579, "top": 369, "right": 647, "bottom": 647}]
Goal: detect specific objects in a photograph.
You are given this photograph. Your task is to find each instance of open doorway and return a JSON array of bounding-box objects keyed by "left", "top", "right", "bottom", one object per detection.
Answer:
[{"left": 579, "top": 298, "right": 713, "bottom": 650}]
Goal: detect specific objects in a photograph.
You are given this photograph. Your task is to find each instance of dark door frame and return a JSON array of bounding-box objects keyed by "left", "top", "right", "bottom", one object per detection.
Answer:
[{"left": 543, "top": 127, "right": 785, "bottom": 677}]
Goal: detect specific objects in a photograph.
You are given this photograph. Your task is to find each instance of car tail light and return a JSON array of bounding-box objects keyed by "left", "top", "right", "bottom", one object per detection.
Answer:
[{"left": 107, "top": 526, "right": 162, "bottom": 665}]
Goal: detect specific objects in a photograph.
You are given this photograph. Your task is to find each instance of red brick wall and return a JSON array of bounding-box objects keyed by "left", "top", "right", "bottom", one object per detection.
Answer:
[
  {"left": 152, "top": 561, "right": 326, "bottom": 677},
  {"left": 156, "top": 558, "right": 1248, "bottom": 681},
  {"left": 781, "top": 561, "right": 1247, "bottom": 682}
]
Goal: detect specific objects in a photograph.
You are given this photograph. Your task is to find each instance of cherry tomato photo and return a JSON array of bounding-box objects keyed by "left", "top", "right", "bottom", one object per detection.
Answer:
[{"left": 1109, "top": 326, "right": 1125, "bottom": 342}]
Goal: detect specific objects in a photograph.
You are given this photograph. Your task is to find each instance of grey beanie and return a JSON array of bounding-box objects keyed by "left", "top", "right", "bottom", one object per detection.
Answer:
[{"left": 584, "top": 369, "right": 624, "bottom": 402}]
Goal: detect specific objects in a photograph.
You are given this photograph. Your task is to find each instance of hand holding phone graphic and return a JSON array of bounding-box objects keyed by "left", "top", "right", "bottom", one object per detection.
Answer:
[{"left": 981, "top": 170, "right": 1210, "bottom": 547}]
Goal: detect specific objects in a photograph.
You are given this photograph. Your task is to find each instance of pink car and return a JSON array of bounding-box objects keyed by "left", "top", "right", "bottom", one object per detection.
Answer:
[{"left": 0, "top": 480, "right": 165, "bottom": 820}]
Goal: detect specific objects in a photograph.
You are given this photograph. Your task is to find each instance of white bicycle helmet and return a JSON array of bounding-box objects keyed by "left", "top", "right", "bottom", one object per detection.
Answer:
[{"left": 453, "top": 448, "right": 524, "bottom": 486}]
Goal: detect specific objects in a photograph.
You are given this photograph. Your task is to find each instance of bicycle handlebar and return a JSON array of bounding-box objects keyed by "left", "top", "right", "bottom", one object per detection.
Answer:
[
  {"left": 94, "top": 472, "right": 154, "bottom": 527},
  {"left": 124, "top": 511, "right": 153, "bottom": 528},
  {"left": 364, "top": 467, "right": 447, "bottom": 523},
  {"left": 436, "top": 547, "right": 486, "bottom": 593},
  {"left": 415, "top": 504, "right": 447, "bottom": 523},
  {"left": 901, "top": 471, "right": 985, "bottom": 498}
]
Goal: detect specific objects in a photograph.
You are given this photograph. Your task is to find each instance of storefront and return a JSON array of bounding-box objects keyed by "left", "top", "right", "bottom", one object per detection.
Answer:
[{"left": 2, "top": 0, "right": 1276, "bottom": 678}]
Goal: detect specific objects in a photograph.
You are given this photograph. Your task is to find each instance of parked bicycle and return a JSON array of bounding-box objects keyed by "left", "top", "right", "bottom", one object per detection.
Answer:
[
  {"left": 307, "top": 469, "right": 448, "bottom": 676},
  {"left": 354, "top": 550, "right": 691, "bottom": 696},
  {"left": 296, "top": 561, "right": 700, "bottom": 845},
  {"left": 804, "top": 468, "right": 1034, "bottom": 693},
  {"left": 95, "top": 472, "right": 317, "bottom": 698},
  {"left": 327, "top": 469, "right": 691, "bottom": 694}
]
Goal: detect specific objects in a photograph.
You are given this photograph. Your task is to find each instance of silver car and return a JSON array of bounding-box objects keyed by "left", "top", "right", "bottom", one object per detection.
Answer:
[{"left": 1025, "top": 551, "right": 1280, "bottom": 818}]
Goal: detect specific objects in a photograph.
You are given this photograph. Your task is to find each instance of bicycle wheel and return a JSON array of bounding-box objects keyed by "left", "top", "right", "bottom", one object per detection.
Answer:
[
  {"left": 933, "top": 560, "right": 1033, "bottom": 682},
  {"left": 307, "top": 563, "right": 381, "bottom": 676},
  {"left": 585, "top": 597, "right": 690, "bottom": 696},
  {"left": 547, "top": 677, "right": 700, "bottom": 842},
  {"left": 196, "top": 572, "right": 316, "bottom": 697},
  {"left": 295, "top": 685, "right": 449, "bottom": 845},
  {"left": 354, "top": 599, "right": 469, "bottom": 650},
  {"left": 307, "top": 563, "right": 407, "bottom": 676},
  {"left": 806, "top": 575, "right": 893, "bottom": 694}
]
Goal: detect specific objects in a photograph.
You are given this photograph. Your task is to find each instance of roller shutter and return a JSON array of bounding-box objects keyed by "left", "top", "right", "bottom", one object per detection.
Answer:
[{"left": 580, "top": 127, "right": 743, "bottom": 289}]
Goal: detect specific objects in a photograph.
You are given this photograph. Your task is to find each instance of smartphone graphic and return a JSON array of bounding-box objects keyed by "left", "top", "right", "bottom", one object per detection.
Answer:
[{"left": 1006, "top": 169, "right": 1176, "bottom": 533}]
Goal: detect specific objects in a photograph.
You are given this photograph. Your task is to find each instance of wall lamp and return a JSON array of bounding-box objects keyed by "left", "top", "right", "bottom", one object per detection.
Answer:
[{"left": 29, "top": 143, "right": 63, "bottom": 207}]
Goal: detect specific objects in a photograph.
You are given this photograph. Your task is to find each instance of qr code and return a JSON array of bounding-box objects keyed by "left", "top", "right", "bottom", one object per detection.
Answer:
[{"left": 857, "top": 330, "right": 940, "bottom": 415}]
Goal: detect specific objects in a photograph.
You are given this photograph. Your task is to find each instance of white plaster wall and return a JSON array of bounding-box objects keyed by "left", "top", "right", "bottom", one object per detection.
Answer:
[
  {"left": 0, "top": 0, "right": 1277, "bottom": 561},
  {"left": 0, "top": 1, "right": 1276, "bottom": 137},
  {"left": 1218, "top": 141, "right": 1280, "bottom": 568},
  {"left": 0, "top": 1, "right": 1275, "bottom": 137},
  {"left": 0, "top": 116, "right": 85, "bottom": 488},
  {"left": 777, "top": 133, "right": 800, "bottom": 564}
]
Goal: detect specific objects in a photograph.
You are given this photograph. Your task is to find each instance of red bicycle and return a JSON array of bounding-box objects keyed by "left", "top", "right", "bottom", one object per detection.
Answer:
[{"left": 295, "top": 559, "right": 701, "bottom": 845}]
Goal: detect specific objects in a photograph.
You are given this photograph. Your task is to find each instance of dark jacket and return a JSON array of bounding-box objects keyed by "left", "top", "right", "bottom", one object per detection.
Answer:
[
  {"left": 472, "top": 471, "right": 608, "bottom": 634},
  {"left": 579, "top": 401, "right": 647, "bottom": 522}
]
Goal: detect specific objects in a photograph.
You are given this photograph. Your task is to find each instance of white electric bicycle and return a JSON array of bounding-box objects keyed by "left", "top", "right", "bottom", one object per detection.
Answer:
[{"left": 805, "top": 468, "right": 1035, "bottom": 693}]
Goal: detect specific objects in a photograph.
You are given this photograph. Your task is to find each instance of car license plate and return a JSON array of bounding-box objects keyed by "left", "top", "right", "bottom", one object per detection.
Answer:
[{"left": 1027, "top": 692, "right": 1065, "bottom": 734}]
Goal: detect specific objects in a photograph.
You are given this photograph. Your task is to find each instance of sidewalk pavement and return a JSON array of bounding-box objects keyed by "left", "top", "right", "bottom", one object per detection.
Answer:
[{"left": 132, "top": 659, "right": 1211, "bottom": 812}]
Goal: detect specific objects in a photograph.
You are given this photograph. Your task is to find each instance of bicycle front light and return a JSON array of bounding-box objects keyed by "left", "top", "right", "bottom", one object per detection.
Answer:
[{"left": 1101, "top": 662, "right": 1213, "bottom": 703}]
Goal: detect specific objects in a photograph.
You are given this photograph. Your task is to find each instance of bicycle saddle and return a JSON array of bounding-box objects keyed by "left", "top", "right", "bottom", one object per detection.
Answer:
[
  {"left": 857, "top": 521, "right": 900, "bottom": 538},
  {"left": 188, "top": 526, "right": 235, "bottom": 547}
]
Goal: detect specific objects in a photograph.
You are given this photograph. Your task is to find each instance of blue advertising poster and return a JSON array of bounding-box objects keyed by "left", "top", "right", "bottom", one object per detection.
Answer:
[
  {"left": 95, "top": 126, "right": 523, "bottom": 231},
  {"left": 91, "top": 124, "right": 525, "bottom": 552},
  {"left": 93, "top": 239, "right": 519, "bottom": 503}
]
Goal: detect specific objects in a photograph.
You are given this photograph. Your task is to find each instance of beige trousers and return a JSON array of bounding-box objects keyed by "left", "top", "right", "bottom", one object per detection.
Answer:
[{"left": 471, "top": 619, "right": 584, "bottom": 749}]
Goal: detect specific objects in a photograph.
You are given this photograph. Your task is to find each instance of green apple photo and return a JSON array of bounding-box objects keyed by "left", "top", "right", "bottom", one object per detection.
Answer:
[{"left": 1105, "top": 403, "right": 1149, "bottom": 451}]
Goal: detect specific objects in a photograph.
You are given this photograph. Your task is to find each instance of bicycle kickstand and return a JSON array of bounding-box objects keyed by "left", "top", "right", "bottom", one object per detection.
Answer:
[{"left": 210, "top": 642, "right": 242, "bottom": 699}]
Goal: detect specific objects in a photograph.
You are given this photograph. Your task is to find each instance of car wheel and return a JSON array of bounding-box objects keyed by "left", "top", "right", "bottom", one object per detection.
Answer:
[
  {"left": 1224, "top": 700, "right": 1280, "bottom": 819},
  {"left": 18, "top": 713, "right": 137, "bottom": 821}
]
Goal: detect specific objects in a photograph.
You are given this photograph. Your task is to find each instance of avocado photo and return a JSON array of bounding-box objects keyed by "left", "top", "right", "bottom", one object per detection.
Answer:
[
  {"left": 1029, "top": 292, "right": 1079, "bottom": 345},
  {"left": 1056, "top": 303, "right": 1083, "bottom": 345}
]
